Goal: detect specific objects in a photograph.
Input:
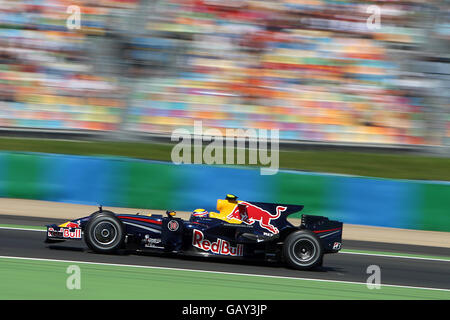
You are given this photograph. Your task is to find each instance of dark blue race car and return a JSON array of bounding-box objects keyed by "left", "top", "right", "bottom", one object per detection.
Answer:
[{"left": 45, "top": 194, "right": 343, "bottom": 270}]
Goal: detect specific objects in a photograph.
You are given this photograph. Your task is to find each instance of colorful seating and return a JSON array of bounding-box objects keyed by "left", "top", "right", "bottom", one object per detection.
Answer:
[{"left": 0, "top": 0, "right": 446, "bottom": 145}]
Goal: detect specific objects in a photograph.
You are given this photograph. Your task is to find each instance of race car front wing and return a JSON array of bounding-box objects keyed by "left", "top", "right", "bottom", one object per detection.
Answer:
[{"left": 46, "top": 224, "right": 83, "bottom": 242}]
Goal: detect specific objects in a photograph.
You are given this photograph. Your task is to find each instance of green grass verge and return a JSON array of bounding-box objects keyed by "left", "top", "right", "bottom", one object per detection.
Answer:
[
  {"left": 0, "top": 257, "right": 448, "bottom": 300},
  {"left": 0, "top": 224, "right": 46, "bottom": 231},
  {"left": 0, "top": 137, "right": 449, "bottom": 180}
]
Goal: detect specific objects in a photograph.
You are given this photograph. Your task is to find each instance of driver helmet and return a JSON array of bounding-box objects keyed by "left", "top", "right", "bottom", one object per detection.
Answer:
[
  {"left": 225, "top": 194, "right": 238, "bottom": 201},
  {"left": 192, "top": 208, "right": 209, "bottom": 217}
]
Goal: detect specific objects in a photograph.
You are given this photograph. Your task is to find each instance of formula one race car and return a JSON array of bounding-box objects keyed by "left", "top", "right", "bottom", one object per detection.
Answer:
[{"left": 45, "top": 195, "right": 343, "bottom": 270}]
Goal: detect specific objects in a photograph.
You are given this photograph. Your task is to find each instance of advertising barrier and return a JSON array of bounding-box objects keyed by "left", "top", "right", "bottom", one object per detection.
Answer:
[{"left": 0, "top": 152, "right": 448, "bottom": 232}]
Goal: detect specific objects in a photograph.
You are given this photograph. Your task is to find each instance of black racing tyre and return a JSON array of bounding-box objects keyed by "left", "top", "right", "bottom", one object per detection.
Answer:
[
  {"left": 282, "top": 230, "right": 323, "bottom": 270},
  {"left": 90, "top": 210, "right": 116, "bottom": 216},
  {"left": 84, "top": 210, "right": 117, "bottom": 251},
  {"left": 84, "top": 212, "right": 124, "bottom": 253}
]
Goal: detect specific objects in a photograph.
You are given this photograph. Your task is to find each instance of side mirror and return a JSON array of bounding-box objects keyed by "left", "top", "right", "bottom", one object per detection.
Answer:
[{"left": 166, "top": 210, "right": 176, "bottom": 218}]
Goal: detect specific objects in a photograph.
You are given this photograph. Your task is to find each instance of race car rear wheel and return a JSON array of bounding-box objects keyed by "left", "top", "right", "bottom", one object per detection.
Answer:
[
  {"left": 85, "top": 212, "right": 124, "bottom": 253},
  {"left": 282, "top": 230, "right": 323, "bottom": 270}
]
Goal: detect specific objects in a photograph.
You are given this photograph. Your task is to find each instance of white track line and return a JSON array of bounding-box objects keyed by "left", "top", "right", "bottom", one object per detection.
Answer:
[
  {"left": 0, "top": 255, "right": 449, "bottom": 293},
  {"left": 340, "top": 251, "right": 450, "bottom": 263}
]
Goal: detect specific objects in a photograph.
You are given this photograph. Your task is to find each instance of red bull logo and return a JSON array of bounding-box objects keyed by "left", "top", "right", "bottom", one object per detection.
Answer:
[
  {"left": 48, "top": 227, "right": 82, "bottom": 239},
  {"left": 65, "top": 222, "right": 80, "bottom": 228},
  {"left": 227, "top": 202, "right": 286, "bottom": 234},
  {"left": 63, "top": 228, "right": 82, "bottom": 239},
  {"left": 192, "top": 230, "right": 243, "bottom": 256}
]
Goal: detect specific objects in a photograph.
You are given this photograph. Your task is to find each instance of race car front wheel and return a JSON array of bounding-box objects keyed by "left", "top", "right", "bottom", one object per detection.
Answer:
[
  {"left": 85, "top": 212, "right": 125, "bottom": 254},
  {"left": 282, "top": 230, "right": 323, "bottom": 270}
]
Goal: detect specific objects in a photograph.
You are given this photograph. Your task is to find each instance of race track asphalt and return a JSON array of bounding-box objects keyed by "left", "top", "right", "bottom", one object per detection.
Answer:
[{"left": 1, "top": 215, "right": 449, "bottom": 291}]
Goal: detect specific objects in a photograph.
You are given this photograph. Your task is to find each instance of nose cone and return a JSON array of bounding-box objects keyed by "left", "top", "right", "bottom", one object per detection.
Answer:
[{"left": 58, "top": 221, "right": 80, "bottom": 228}]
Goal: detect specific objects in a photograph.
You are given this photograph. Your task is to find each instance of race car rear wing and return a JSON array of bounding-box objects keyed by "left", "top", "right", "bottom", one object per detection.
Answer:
[{"left": 301, "top": 214, "right": 343, "bottom": 253}]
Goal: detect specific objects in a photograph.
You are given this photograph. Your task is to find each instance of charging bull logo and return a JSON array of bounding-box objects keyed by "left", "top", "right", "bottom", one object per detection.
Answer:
[
  {"left": 227, "top": 202, "right": 287, "bottom": 234},
  {"left": 65, "top": 222, "right": 80, "bottom": 228}
]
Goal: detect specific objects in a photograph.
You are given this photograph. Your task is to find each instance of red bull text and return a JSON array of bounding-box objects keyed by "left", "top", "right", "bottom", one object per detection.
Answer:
[
  {"left": 192, "top": 230, "right": 243, "bottom": 256},
  {"left": 48, "top": 227, "right": 82, "bottom": 239}
]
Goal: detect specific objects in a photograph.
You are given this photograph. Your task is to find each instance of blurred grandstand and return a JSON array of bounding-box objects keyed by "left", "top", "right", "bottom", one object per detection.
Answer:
[{"left": 0, "top": 0, "right": 449, "bottom": 150}]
